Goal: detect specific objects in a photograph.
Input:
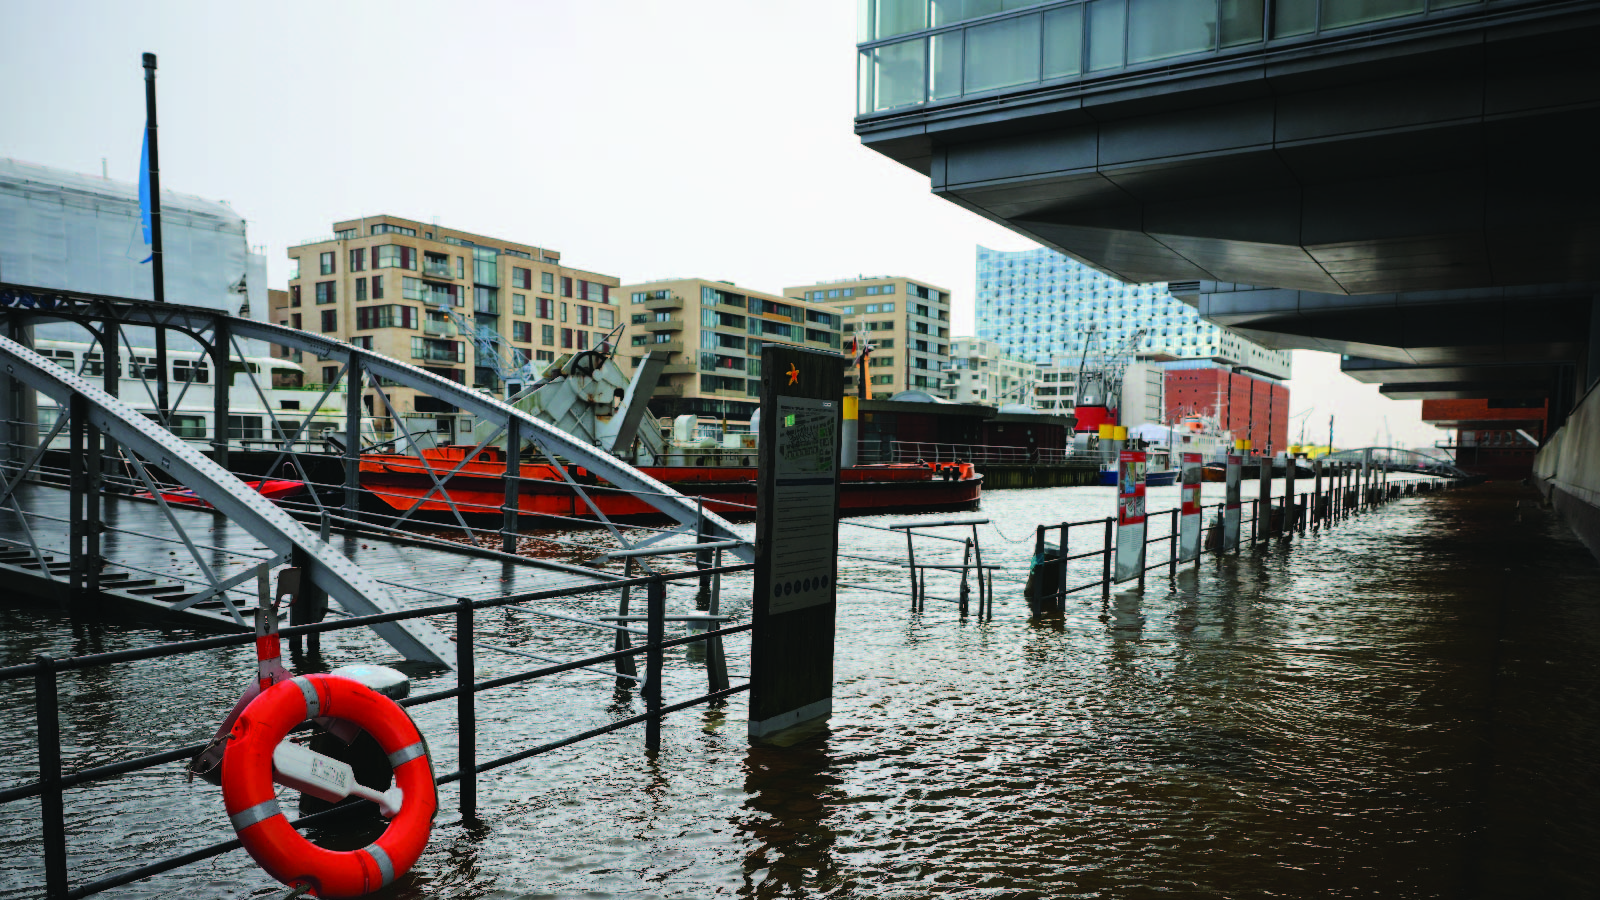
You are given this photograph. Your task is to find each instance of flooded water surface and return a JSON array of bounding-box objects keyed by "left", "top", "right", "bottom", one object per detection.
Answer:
[{"left": 4, "top": 481, "right": 1600, "bottom": 898}]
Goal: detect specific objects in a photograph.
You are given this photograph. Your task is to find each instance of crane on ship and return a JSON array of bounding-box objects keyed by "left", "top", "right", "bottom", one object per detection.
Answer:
[{"left": 1072, "top": 326, "right": 1146, "bottom": 433}]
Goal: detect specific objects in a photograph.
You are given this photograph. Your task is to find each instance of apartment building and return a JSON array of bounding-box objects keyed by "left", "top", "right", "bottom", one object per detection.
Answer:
[
  {"left": 1034, "top": 358, "right": 1077, "bottom": 414},
  {"left": 782, "top": 276, "right": 952, "bottom": 396},
  {"left": 285, "top": 216, "right": 620, "bottom": 433},
  {"left": 939, "top": 337, "right": 1039, "bottom": 407},
  {"left": 619, "top": 278, "right": 843, "bottom": 428}
]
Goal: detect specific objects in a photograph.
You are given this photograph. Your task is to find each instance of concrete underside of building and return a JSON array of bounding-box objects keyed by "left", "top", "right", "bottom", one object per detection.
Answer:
[{"left": 855, "top": 0, "right": 1600, "bottom": 559}]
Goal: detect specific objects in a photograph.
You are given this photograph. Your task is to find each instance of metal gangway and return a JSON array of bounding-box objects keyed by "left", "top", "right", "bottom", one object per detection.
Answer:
[{"left": 0, "top": 285, "right": 753, "bottom": 666}]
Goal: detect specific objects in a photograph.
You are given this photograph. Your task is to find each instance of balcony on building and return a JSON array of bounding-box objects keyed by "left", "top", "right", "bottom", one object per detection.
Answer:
[{"left": 643, "top": 314, "right": 684, "bottom": 332}]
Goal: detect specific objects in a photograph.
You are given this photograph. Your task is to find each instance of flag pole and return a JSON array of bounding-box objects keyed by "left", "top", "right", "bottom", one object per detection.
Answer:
[{"left": 142, "top": 52, "right": 170, "bottom": 422}]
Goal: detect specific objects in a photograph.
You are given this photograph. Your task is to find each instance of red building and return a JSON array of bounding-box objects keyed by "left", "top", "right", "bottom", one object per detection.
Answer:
[
  {"left": 1420, "top": 398, "right": 1547, "bottom": 478},
  {"left": 1165, "top": 367, "right": 1290, "bottom": 451}
]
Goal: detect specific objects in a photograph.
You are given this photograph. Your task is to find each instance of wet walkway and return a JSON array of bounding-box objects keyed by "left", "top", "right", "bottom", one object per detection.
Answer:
[{"left": 4, "top": 480, "right": 1600, "bottom": 898}]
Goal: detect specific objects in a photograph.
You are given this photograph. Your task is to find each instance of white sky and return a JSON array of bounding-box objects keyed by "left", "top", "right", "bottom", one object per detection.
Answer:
[{"left": 0, "top": 0, "right": 1446, "bottom": 451}]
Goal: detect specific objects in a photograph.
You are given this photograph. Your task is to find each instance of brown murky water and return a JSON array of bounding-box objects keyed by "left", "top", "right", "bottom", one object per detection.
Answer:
[{"left": 4, "top": 480, "right": 1600, "bottom": 898}]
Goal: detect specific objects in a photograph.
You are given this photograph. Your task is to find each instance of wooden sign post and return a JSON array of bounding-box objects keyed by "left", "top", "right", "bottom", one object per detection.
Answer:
[{"left": 748, "top": 344, "right": 844, "bottom": 743}]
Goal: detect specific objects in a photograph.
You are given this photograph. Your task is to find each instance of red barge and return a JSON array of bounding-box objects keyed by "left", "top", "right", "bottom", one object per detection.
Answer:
[{"left": 358, "top": 445, "right": 981, "bottom": 522}]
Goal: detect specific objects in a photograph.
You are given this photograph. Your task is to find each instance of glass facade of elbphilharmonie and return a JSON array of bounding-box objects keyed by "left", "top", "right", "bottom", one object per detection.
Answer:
[{"left": 975, "top": 245, "right": 1291, "bottom": 379}]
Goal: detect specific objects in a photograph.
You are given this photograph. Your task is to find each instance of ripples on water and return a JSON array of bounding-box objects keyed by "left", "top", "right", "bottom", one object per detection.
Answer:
[{"left": 4, "top": 481, "right": 1599, "bottom": 898}]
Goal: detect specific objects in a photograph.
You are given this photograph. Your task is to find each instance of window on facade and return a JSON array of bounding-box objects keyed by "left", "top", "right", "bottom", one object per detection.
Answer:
[
  {"left": 536, "top": 349, "right": 555, "bottom": 363},
  {"left": 356, "top": 304, "right": 417, "bottom": 330},
  {"left": 541, "top": 324, "right": 555, "bottom": 345},
  {"left": 289, "top": 285, "right": 301, "bottom": 307},
  {"left": 512, "top": 267, "right": 531, "bottom": 289},
  {"left": 374, "top": 245, "right": 415, "bottom": 270},
  {"left": 472, "top": 247, "right": 499, "bottom": 287},
  {"left": 371, "top": 223, "right": 416, "bottom": 237},
  {"left": 316, "top": 282, "right": 335, "bottom": 304},
  {"left": 474, "top": 286, "right": 498, "bottom": 315},
  {"left": 410, "top": 337, "right": 464, "bottom": 363},
  {"left": 319, "top": 252, "right": 334, "bottom": 275},
  {"left": 352, "top": 336, "right": 373, "bottom": 350},
  {"left": 597, "top": 308, "right": 614, "bottom": 329},
  {"left": 291, "top": 313, "right": 302, "bottom": 330},
  {"left": 560, "top": 303, "right": 568, "bottom": 323},
  {"left": 575, "top": 330, "right": 589, "bottom": 350},
  {"left": 561, "top": 328, "right": 573, "bottom": 349},
  {"left": 870, "top": 355, "right": 894, "bottom": 367},
  {"left": 350, "top": 248, "right": 366, "bottom": 272},
  {"left": 321, "top": 310, "right": 337, "bottom": 332},
  {"left": 536, "top": 297, "right": 553, "bottom": 319},
  {"left": 577, "top": 306, "right": 592, "bottom": 326},
  {"left": 402, "top": 277, "right": 425, "bottom": 301},
  {"left": 371, "top": 275, "right": 385, "bottom": 299},
  {"left": 355, "top": 278, "right": 367, "bottom": 302},
  {"left": 881, "top": 284, "right": 895, "bottom": 294},
  {"left": 512, "top": 294, "right": 526, "bottom": 316},
  {"left": 561, "top": 277, "right": 572, "bottom": 298},
  {"left": 541, "top": 271, "right": 554, "bottom": 293},
  {"left": 174, "top": 358, "right": 209, "bottom": 384},
  {"left": 512, "top": 321, "right": 532, "bottom": 342}
]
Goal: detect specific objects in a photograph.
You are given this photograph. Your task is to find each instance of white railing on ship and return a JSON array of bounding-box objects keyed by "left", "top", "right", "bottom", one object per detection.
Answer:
[{"left": 878, "top": 441, "right": 1077, "bottom": 466}]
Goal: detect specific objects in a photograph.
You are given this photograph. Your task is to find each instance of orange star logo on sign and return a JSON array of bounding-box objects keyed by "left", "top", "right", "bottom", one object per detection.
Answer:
[{"left": 786, "top": 363, "right": 800, "bottom": 385}]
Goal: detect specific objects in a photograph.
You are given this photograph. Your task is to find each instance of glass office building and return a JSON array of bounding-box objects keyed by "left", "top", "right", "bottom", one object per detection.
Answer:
[{"left": 975, "top": 245, "right": 1290, "bottom": 378}]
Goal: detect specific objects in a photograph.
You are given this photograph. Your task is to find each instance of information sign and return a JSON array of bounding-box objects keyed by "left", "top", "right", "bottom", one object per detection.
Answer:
[
  {"left": 1113, "top": 450, "right": 1147, "bottom": 582},
  {"left": 1179, "top": 452, "right": 1202, "bottom": 562},
  {"left": 1223, "top": 454, "right": 1242, "bottom": 552}
]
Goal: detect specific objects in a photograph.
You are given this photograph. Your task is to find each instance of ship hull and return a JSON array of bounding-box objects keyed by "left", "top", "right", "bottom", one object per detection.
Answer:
[{"left": 357, "top": 451, "right": 982, "bottom": 523}]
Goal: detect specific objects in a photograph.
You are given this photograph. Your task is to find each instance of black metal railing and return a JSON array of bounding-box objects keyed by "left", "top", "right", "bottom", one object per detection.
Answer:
[
  {"left": 1026, "top": 471, "right": 1461, "bottom": 610},
  {"left": 1, "top": 562, "right": 752, "bottom": 899}
]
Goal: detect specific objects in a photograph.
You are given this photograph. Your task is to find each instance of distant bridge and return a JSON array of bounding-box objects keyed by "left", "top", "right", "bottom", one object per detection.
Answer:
[{"left": 1321, "top": 447, "right": 1472, "bottom": 479}]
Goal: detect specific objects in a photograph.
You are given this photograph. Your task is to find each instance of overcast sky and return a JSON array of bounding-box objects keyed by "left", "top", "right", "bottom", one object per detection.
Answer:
[{"left": 1, "top": 0, "right": 1445, "bottom": 450}]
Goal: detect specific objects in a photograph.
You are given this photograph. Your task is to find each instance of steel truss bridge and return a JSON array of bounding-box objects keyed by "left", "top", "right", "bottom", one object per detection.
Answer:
[{"left": 0, "top": 284, "right": 751, "bottom": 667}]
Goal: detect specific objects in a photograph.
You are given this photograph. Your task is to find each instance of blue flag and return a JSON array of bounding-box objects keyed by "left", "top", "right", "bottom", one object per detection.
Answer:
[{"left": 137, "top": 125, "right": 153, "bottom": 263}]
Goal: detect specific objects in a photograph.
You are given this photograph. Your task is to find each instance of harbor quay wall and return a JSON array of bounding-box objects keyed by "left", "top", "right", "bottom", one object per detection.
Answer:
[{"left": 1535, "top": 382, "right": 1600, "bottom": 564}]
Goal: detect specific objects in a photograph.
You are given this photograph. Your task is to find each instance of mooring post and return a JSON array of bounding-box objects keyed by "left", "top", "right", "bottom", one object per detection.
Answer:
[
  {"left": 455, "top": 597, "right": 477, "bottom": 821},
  {"left": 1312, "top": 459, "right": 1323, "bottom": 530},
  {"left": 84, "top": 405, "right": 103, "bottom": 608},
  {"left": 645, "top": 577, "right": 666, "bottom": 753},
  {"left": 502, "top": 418, "right": 520, "bottom": 555},
  {"left": 1258, "top": 454, "right": 1274, "bottom": 540},
  {"left": 747, "top": 343, "right": 844, "bottom": 743},
  {"left": 1284, "top": 454, "right": 1297, "bottom": 538},
  {"left": 36, "top": 654, "right": 68, "bottom": 900}
]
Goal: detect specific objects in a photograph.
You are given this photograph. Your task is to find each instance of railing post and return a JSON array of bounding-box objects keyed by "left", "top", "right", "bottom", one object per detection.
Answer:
[
  {"left": 502, "top": 418, "right": 520, "bottom": 555},
  {"left": 645, "top": 577, "right": 665, "bottom": 753},
  {"left": 905, "top": 528, "right": 918, "bottom": 611},
  {"left": 343, "top": 356, "right": 363, "bottom": 517},
  {"left": 1056, "top": 522, "right": 1070, "bottom": 612},
  {"left": 1169, "top": 507, "right": 1178, "bottom": 579},
  {"left": 1101, "top": 517, "right": 1113, "bottom": 601},
  {"left": 958, "top": 538, "right": 972, "bottom": 618},
  {"left": 615, "top": 559, "right": 637, "bottom": 685},
  {"left": 455, "top": 597, "right": 477, "bottom": 822},
  {"left": 971, "top": 523, "right": 987, "bottom": 620},
  {"left": 36, "top": 654, "right": 68, "bottom": 899}
]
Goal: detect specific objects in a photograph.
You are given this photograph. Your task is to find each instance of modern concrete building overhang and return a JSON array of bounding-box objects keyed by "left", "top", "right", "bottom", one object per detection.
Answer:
[{"left": 856, "top": 0, "right": 1600, "bottom": 296}]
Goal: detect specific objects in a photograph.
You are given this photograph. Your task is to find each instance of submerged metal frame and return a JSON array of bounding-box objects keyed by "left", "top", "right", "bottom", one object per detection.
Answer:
[{"left": 0, "top": 333, "right": 454, "bottom": 666}]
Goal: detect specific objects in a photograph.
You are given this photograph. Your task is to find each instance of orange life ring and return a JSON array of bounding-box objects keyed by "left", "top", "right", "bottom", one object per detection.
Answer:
[{"left": 221, "top": 674, "right": 436, "bottom": 897}]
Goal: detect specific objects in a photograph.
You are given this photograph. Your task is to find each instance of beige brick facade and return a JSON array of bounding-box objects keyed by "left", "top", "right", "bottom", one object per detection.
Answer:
[
  {"left": 618, "top": 278, "right": 843, "bottom": 430},
  {"left": 781, "top": 276, "right": 952, "bottom": 398},
  {"left": 285, "top": 215, "right": 618, "bottom": 434}
]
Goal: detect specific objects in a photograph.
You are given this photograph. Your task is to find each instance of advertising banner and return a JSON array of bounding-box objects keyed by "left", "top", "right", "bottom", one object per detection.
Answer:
[
  {"left": 1223, "top": 454, "right": 1243, "bottom": 552},
  {"left": 1179, "top": 452, "right": 1202, "bottom": 562},
  {"left": 1113, "top": 450, "right": 1147, "bottom": 582}
]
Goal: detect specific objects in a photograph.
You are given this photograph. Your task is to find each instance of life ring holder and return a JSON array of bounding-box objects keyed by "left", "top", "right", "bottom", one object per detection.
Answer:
[{"left": 221, "top": 673, "right": 438, "bottom": 897}]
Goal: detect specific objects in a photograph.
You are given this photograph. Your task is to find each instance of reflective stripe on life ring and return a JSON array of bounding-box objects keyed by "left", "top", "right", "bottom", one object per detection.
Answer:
[{"left": 221, "top": 674, "right": 437, "bottom": 898}]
